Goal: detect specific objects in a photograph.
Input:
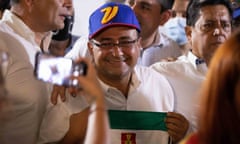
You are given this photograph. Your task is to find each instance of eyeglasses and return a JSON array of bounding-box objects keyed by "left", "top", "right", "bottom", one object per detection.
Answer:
[{"left": 90, "top": 38, "right": 139, "bottom": 50}]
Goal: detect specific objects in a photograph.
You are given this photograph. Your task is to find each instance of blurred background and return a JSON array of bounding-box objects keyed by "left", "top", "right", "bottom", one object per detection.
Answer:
[{"left": 72, "top": 0, "right": 104, "bottom": 36}]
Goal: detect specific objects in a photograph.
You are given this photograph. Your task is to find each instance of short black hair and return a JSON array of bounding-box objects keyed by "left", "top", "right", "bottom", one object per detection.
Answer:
[
  {"left": 157, "top": 0, "right": 174, "bottom": 12},
  {"left": 186, "top": 0, "right": 233, "bottom": 26},
  {"left": 0, "top": 0, "right": 10, "bottom": 11}
]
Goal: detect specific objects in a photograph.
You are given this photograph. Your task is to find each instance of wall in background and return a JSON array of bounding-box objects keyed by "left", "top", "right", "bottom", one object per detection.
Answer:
[{"left": 72, "top": 0, "right": 105, "bottom": 36}]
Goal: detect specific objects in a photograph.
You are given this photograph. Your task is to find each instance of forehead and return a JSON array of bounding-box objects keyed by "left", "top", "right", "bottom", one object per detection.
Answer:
[
  {"left": 94, "top": 26, "right": 138, "bottom": 40},
  {"left": 134, "top": 0, "right": 160, "bottom": 6},
  {"left": 197, "top": 5, "right": 231, "bottom": 22},
  {"left": 172, "top": 0, "right": 189, "bottom": 12}
]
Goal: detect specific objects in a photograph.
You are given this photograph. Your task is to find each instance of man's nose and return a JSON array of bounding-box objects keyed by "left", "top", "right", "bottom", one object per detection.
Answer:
[
  {"left": 111, "top": 46, "right": 124, "bottom": 57},
  {"left": 213, "top": 28, "right": 220, "bottom": 36}
]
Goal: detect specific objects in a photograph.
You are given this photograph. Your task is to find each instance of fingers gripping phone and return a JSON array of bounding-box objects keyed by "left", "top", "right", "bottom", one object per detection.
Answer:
[{"left": 34, "top": 52, "right": 87, "bottom": 87}]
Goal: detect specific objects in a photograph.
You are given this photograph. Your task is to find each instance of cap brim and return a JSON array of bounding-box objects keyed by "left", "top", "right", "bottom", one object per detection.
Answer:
[{"left": 89, "top": 23, "right": 140, "bottom": 39}]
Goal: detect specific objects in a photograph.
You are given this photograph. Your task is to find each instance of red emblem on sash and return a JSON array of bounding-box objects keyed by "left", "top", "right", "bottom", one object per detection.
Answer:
[{"left": 121, "top": 133, "right": 136, "bottom": 144}]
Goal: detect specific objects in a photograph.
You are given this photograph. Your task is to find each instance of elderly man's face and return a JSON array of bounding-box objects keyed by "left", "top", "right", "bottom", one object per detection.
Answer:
[
  {"left": 186, "top": 5, "right": 232, "bottom": 65},
  {"left": 29, "top": 0, "right": 73, "bottom": 32}
]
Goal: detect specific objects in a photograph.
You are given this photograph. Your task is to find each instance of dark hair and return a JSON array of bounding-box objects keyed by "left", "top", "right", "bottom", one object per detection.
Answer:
[
  {"left": 198, "top": 29, "right": 240, "bottom": 144},
  {"left": 157, "top": 0, "right": 174, "bottom": 12},
  {"left": 0, "top": 0, "right": 10, "bottom": 11},
  {"left": 186, "top": 0, "right": 233, "bottom": 26}
]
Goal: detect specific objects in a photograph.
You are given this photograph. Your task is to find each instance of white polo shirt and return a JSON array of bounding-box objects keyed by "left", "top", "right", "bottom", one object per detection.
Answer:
[{"left": 38, "top": 66, "right": 174, "bottom": 144}]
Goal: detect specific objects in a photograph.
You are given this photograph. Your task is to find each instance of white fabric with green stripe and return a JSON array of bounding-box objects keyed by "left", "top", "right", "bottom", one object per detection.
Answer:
[{"left": 108, "top": 110, "right": 170, "bottom": 144}]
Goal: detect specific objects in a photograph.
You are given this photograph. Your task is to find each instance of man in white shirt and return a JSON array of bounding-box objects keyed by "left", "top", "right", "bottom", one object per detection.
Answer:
[
  {"left": 151, "top": 0, "right": 233, "bottom": 136},
  {"left": 39, "top": 2, "right": 189, "bottom": 144},
  {"left": 0, "top": 0, "right": 73, "bottom": 143}
]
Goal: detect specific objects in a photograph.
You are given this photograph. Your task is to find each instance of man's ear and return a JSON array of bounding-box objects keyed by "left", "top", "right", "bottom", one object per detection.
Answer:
[
  {"left": 136, "top": 36, "right": 142, "bottom": 56},
  {"left": 185, "top": 26, "right": 192, "bottom": 47},
  {"left": 137, "top": 36, "right": 142, "bottom": 48},
  {"left": 87, "top": 41, "right": 94, "bottom": 56},
  {"left": 87, "top": 41, "right": 96, "bottom": 63},
  {"left": 159, "top": 10, "right": 171, "bottom": 25}
]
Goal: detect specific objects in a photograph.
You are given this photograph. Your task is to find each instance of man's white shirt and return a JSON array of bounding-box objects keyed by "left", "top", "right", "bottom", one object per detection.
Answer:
[{"left": 151, "top": 51, "right": 208, "bottom": 133}]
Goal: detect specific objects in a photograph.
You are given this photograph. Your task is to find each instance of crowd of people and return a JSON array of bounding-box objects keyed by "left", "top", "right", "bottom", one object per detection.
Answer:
[{"left": 0, "top": 0, "right": 239, "bottom": 144}]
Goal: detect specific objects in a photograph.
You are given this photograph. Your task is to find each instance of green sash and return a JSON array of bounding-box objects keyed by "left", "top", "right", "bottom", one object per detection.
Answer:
[{"left": 108, "top": 110, "right": 167, "bottom": 131}]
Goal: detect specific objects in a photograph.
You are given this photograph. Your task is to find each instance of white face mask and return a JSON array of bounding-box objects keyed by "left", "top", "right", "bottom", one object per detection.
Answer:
[{"left": 164, "top": 17, "right": 188, "bottom": 45}]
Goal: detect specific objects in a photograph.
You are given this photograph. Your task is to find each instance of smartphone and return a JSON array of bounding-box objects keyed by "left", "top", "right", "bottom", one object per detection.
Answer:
[{"left": 34, "top": 52, "right": 87, "bottom": 86}]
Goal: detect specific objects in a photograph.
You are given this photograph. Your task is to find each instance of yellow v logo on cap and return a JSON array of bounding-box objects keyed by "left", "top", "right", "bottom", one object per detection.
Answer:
[{"left": 101, "top": 6, "right": 119, "bottom": 24}]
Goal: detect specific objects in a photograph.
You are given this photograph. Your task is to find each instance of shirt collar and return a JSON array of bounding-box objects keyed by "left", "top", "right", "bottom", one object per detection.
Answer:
[
  {"left": 187, "top": 51, "right": 200, "bottom": 68},
  {"left": 98, "top": 68, "right": 141, "bottom": 94},
  {"left": 187, "top": 51, "right": 208, "bottom": 74}
]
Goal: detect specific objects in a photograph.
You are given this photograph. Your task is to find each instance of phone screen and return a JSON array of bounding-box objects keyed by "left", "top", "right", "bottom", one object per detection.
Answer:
[{"left": 34, "top": 52, "right": 73, "bottom": 86}]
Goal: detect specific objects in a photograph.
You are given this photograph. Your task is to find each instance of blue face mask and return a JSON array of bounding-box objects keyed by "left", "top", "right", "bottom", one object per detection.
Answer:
[{"left": 164, "top": 17, "right": 188, "bottom": 46}]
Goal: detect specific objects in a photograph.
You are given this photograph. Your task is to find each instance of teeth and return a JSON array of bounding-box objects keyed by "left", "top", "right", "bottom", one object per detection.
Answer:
[
  {"left": 112, "top": 59, "right": 124, "bottom": 62},
  {"left": 108, "top": 57, "right": 126, "bottom": 62}
]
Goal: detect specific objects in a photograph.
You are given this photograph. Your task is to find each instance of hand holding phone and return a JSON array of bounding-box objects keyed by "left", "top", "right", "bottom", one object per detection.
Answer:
[
  {"left": 34, "top": 52, "right": 87, "bottom": 87},
  {"left": 42, "top": 55, "right": 105, "bottom": 106}
]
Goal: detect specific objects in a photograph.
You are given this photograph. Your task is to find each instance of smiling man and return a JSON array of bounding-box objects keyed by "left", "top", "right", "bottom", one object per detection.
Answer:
[{"left": 38, "top": 2, "right": 180, "bottom": 144}]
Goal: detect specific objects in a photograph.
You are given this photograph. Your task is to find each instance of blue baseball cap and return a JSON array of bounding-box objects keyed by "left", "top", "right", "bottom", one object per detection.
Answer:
[{"left": 88, "top": 2, "right": 141, "bottom": 39}]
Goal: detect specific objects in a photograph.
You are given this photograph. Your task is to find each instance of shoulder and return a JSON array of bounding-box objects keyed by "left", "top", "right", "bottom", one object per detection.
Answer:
[
  {"left": 0, "top": 30, "right": 22, "bottom": 51},
  {"left": 71, "top": 37, "right": 89, "bottom": 51},
  {"left": 134, "top": 66, "right": 171, "bottom": 85},
  {"left": 135, "top": 66, "right": 165, "bottom": 78},
  {"left": 150, "top": 58, "right": 191, "bottom": 76},
  {"left": 65, "top": 36, "right": 89, "bottom": 59},
  {"left": 73, "top": 36, "right": 89, "bottom": 46}
]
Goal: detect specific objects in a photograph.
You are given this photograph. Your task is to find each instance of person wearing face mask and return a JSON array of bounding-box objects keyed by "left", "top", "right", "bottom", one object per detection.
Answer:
[
  {"left": 49, "top": 12, "right": 79, "bottom": 56},
  {"left": 163, "top": 0, "right": 190, "bottom": 55}
]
